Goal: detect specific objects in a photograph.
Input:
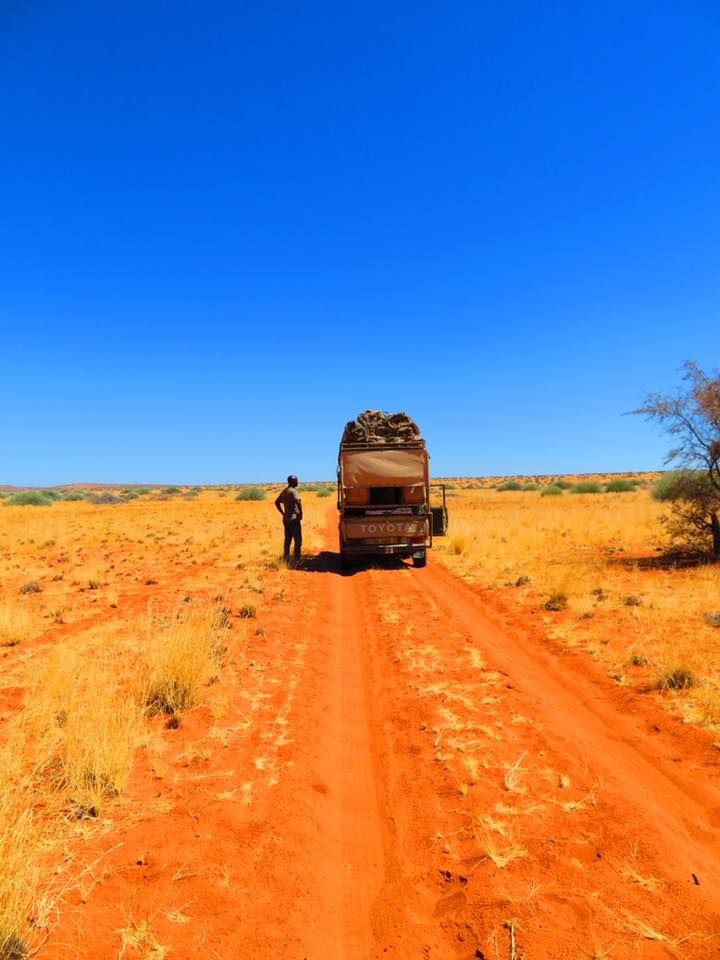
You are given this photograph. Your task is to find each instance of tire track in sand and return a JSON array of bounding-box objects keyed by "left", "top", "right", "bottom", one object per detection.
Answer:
[
  {"left": 297, "top": 554, "right": 387, "bottom": 959},
  {"left": 349, "top": 544, "right": 720, "bottom": 958}
]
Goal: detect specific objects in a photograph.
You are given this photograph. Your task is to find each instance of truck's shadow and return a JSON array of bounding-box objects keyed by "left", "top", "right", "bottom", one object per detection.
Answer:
[{"left": 296, "top": 552, "right": 409, "bottom": 576}]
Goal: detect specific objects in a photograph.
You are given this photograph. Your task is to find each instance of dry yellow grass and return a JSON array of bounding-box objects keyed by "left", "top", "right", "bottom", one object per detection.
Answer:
[
  {"left": 0, "top": 486, "right": 327, "bottom": 951},
  {"left": 0, "top": 601, "right": 36, "bottom": 647},
  {"left": 141, "top": 603, "right": 227, "bottom": 718},
  {"left": 0, "top": 773, "right": 59, "bottom": 959},
  {"left": 435, "top": 483, "right": 720, "bottom": 729}
]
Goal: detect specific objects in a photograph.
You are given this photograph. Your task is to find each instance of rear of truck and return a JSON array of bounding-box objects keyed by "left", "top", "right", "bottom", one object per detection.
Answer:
[{"left": 337, "top": 440, "right": 432, "bottom": 567}]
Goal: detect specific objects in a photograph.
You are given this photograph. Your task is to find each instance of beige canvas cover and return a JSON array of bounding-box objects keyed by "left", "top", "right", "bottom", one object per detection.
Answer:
[{"left": 341, "top": 447, "right": 427, "bottom": 487}]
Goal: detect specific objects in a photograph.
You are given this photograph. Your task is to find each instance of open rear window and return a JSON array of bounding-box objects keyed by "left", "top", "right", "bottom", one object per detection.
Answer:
[{"left": 369, "top": 486, "right": 402, "bottom": 505}]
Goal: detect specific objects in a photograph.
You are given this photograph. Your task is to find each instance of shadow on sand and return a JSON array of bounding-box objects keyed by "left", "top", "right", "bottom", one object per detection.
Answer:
[
  {"left": 606, "top": 549, "right": 714, "bottom": 570},
  {"left": 293, "top": 551, "right": 410, "bottom": 576}
]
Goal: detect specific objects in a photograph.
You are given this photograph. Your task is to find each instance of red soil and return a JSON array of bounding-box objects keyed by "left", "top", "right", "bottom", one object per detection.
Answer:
[{"left": 40, "top": 510, "right": 720, "bottom": 959}]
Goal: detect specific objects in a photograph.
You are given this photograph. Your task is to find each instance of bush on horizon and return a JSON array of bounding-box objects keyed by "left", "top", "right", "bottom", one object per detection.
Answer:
[
  {"left": 89, "top": 492, "right": 122, "bottom": 505},
  {"left": 605, "top": 478, "right": 636, "bottom": 493},
  {"left": 496, "top": 480, "right": 523, "bottom": 492},
  {"left": 570, "top": 481, "right": 602, "bottom": 494},
  {"left": 4, "top": 490, "right": 54, "bottom": 507},
  {"left": 541, "top": 484, "right": 564, "bottom": 496},
  {"left": 236, "top": 486, "right": 266, "bottom": 501}
]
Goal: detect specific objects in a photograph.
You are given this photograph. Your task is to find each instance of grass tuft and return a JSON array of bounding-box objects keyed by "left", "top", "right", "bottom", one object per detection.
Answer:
[
  {"left": 544, "top": 591, "right": 568, "bottom": 611},
  {"left": 449, "top": 528, "right": 469, "bottom": 555},
  {"left": 143, "top": 604, "right": 227, "bottom": 717},
  {"left": 662, "top": 667, "right": 695, "bottom": 690},
  {"left": 18, "top": 581, "right": 41, "bottom": 595},
  {"left": 0, "top": 604, "right": 34, "bottom": 648}
]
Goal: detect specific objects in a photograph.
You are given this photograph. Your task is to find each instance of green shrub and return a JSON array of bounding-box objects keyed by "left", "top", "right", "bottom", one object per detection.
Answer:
[
  {"left": 651, "top": 470, "right": 706, "bottom": 502},
  {"left": 63, "top": 490, "right": 86, "bottom": 501},
  {"left": 89, "top": 493, "right": 122, "bottom": 505},
  {"left": 570, "top": 481, "right": 602, "bottom": 494},
  {"left": 496, "top": 480, "right": 523, "bottom": 492},
  {"left": 522, "top": 482, "right": 540, "bottom": 491},
  {"left": 554, "top": 479, "right": 572, "bottom": 489},
  {"left": 4, "top": 490, "right": 54, "bottom": 507},
  {"left": 163, "top": 486, "right": 182, "bottom": 495},
  {"left": 605, "top": 479, "right": 636, "bottom": 493},
  {"left": 541, "top": 485, "right": 563, "bottom": 497},
  {"left": 135, "top": 487, "right": 151, "bottom": 496},
  {"left": 315, "top": 487, "right": 333, "bottom": 498},
  {"left": 236, "top": 486, "right": 266, "bottom": 501},
  {"left": 0, "top": 491, "right": 9, "bottom": 499}
]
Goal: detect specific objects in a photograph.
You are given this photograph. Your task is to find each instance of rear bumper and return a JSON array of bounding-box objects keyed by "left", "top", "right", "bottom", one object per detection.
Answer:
[{"left": 341, "top": 542, "right": 427, "bottom": 556}]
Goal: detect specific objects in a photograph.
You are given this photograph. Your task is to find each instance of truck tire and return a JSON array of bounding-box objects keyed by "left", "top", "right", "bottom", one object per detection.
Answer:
[{"left": 412, "top": 551, "right": 427, "bottom": 568}]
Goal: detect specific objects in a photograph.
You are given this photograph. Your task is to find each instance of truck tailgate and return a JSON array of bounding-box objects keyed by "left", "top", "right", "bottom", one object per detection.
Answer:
[{"left": 342, "top": 516, "right": 429, "bottom": 541}]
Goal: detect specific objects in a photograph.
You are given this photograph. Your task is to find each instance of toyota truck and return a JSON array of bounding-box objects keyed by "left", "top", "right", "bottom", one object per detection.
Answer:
[{"left": 337, "top": 410, "right": 447, "bottom": 568}]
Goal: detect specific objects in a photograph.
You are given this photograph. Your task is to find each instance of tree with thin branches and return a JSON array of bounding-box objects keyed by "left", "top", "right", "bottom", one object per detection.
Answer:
[{"left": 635, "top": 361, "right": 720, "bottom": 559}]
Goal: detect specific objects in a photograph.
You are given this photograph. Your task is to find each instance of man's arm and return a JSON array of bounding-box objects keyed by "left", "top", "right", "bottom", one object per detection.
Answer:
[
  {"left": 274, "top": 491, "right": 285, "bottom": 517},
  {"left": 296, "top": 491, "right": 303, "bottom": 521}
]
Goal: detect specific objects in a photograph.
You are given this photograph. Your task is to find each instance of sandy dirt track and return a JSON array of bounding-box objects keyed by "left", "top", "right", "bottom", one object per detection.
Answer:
[{"left": 45, "top": 510, "right": 720, "bottom": 959}]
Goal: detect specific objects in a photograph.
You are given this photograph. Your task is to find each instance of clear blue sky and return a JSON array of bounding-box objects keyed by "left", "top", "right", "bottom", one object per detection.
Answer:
[{"left": 1, "top": 1, "right": 718, "bottom": 485}]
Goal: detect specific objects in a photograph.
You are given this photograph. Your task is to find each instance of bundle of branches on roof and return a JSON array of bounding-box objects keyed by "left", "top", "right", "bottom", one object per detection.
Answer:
[{"left": 342, "top": 410, "right": 422, "bottom": 444}]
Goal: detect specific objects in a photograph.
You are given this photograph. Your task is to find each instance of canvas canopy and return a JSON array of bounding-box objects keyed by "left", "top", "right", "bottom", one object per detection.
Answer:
[{"left": 340, "top": 447, "right": 427, "bottom": 487}]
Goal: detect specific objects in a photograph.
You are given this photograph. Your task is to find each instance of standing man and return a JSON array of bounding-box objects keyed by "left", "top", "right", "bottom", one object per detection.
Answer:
[{"left": 274, "top": 474, "right": 302, "bottom": 563}]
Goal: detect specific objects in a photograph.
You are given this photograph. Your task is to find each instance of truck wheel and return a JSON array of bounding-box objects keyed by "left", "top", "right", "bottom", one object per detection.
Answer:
[{"left": 412, "top": 552, "right": 427, "bottom": 568}]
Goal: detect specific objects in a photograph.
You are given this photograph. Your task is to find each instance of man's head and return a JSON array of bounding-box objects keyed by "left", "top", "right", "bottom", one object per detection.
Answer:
[{"left": 287, "top": 475, "right": 298, "bottom": 488}]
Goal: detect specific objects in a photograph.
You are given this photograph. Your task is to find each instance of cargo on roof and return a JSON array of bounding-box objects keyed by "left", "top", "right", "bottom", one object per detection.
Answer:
[{"left": 341, "top": 409, "right": 422, "bottom": 445}]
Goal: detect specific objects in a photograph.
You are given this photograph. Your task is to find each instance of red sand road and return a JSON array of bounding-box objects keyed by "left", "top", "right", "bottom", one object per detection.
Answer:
[{"left": 44, "top": 511, "right": 720, "bottom": 959}]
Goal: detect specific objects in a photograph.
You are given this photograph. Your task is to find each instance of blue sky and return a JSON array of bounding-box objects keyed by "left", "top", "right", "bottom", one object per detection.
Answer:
[{"left": 1, "top": 1, "right": 718, "bottom": 484}]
